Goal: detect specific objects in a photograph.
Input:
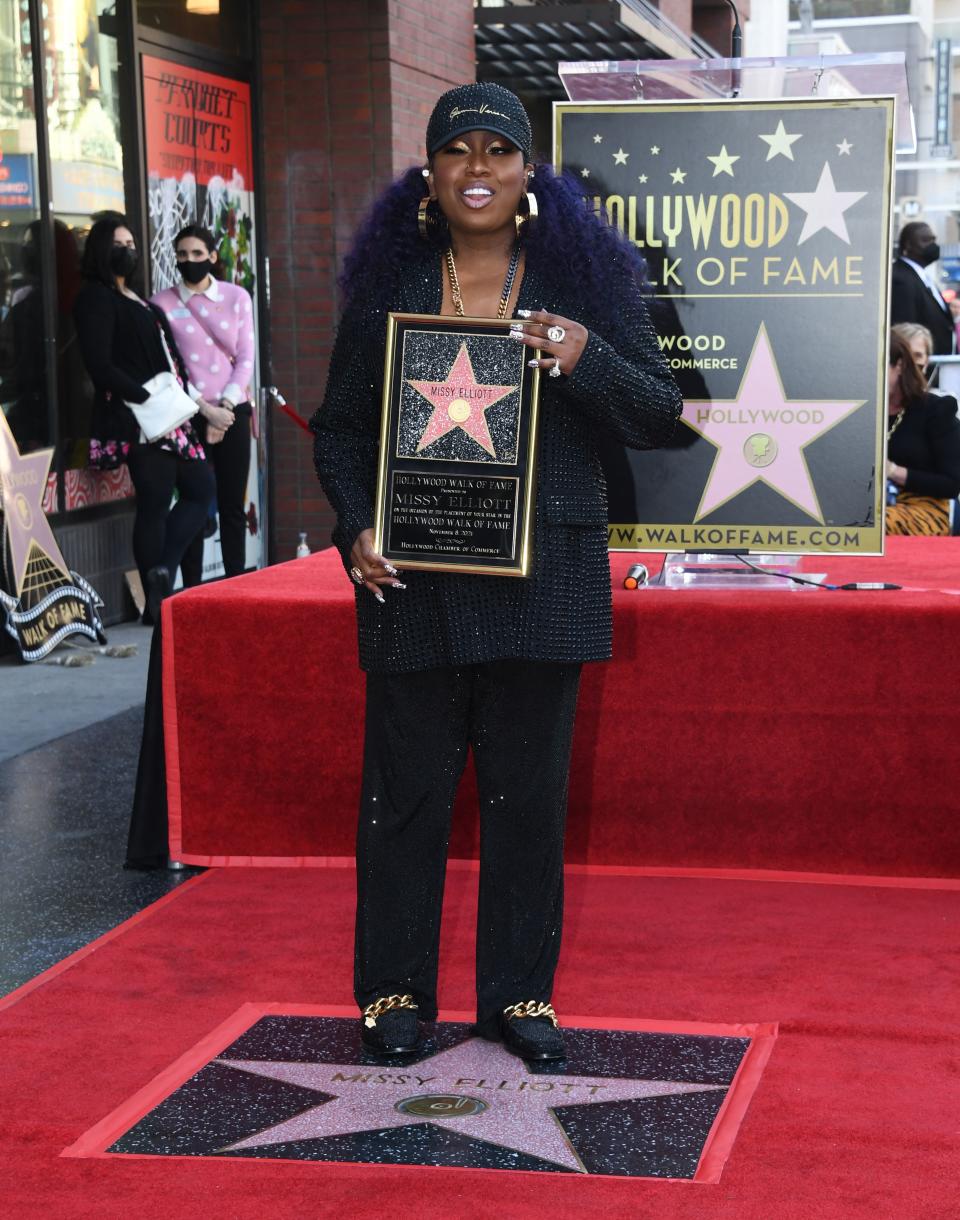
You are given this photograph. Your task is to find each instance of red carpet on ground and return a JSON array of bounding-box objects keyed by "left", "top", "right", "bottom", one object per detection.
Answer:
[
  {"left": 164, "top": 538, "right": 960, "bottom": 876},
  {"left": 0, "top": 865, "right": 956, "bottom": 1218}
]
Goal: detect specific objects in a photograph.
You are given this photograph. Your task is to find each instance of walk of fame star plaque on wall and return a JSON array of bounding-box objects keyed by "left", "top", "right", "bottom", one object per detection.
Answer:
[
  {"left": 373, "top": 314, "right": 542, "bottom": 576},
  {"left": 63, "top": 1005, "right": 777, "bottom": 1181}
]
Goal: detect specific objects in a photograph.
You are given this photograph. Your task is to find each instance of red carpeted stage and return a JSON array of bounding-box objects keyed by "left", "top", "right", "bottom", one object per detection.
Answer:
[
  {"left": 164, "top": 537, "right": 960, "bottom": 877},
  {"left": 2, "top": 865, "right": 957, "bottom": 1218}
]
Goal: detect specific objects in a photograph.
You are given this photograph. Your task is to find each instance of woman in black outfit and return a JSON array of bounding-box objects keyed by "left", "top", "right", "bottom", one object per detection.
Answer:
[
  {"left": 313, "top": 84, "right": 681, "bottom": 1063},
  {"left": 74, "top": 213, "right": 216, "bottom": 620},
  {"left": 886, "top": 328, "right": 960, "bottom": 535}
]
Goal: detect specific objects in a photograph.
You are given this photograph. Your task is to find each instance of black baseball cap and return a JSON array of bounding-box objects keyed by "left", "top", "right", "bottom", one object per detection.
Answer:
[{"left": 426, "top": 82, "right": 532, "bottom": 162}]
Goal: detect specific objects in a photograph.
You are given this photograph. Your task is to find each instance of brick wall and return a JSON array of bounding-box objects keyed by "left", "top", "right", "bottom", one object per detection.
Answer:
[
  {"left": 259, "top": 0, "right": 475, "bottom": 563},
  {"left": 692, "top": 0, "right": 752, "bottom": 54}
]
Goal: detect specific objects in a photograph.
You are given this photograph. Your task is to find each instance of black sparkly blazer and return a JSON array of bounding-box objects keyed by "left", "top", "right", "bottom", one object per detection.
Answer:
[{"left": 312, "top": 258, "right": 682, "bottom": 673}]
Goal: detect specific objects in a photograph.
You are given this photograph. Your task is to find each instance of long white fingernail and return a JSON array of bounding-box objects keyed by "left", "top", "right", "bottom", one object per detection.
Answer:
[
  {"left": 510, "top": 329, "right": 524, "bottom": 340},
  {"left": 516, "top": 309, "right": 532, "bottom": 318},
  {"left": 527, "top": 359, "right": 539, "bottom": 367},
  {"left": 375, "top": 593, "right": 385, "bottom": 604},
  {"left": 384, "top": 564, "right": 399, "bottom": 576}
]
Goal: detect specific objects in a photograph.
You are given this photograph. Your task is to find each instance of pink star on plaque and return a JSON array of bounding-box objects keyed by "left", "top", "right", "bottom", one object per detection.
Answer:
[
  {"left": 681, "top": 325, "right": 864, "bottom": 521},
  {"left": 408, "top": 343, "right": 516, "bottom": 458}
]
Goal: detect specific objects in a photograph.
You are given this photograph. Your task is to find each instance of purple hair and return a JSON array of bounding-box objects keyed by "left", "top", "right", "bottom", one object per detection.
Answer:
[{"left": 338, "top": 163, "right": 649, "bottom": 337}]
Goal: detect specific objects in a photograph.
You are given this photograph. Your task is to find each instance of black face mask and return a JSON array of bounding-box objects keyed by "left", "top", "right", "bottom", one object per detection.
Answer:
[
  {"left": 178, "top": 258, "right": 214, "bottom": 285},
  {"left": 918, "top": 241, "right": 940, "bottom": 267},
  {"left": 109, "top": 246, "right": 138, "bottom": 279}
]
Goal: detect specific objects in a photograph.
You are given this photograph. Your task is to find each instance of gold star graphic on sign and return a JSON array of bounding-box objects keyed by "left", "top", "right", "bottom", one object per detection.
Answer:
[
  {"left": 837, "top": 138, "right": 853, "bottom": 155},
  {"left": 759, "top": 119, "right": 802, "bottom": 161},
  {"left": 613, "top": 148, "right": 629, "bottom": 165},
  {"left": 707, "top": 145, "right": 739, "bottom": 177},
  {"left": 670, "top": 167, "right": 686, "bottom": 184}
]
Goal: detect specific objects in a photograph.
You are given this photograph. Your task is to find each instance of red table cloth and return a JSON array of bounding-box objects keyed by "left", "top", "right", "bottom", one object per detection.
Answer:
[{"left": 163, "top": 538, "right": 960, "bottom": 877}]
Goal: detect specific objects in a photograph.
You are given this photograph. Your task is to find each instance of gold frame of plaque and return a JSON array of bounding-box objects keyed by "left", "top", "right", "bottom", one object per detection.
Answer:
[{"left": 374, "top": 313, "right": 542, "bottom": 576}]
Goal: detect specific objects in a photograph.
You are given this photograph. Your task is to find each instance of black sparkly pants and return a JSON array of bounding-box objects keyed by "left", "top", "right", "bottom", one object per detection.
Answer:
[{"left": 355, "top": 660, "right": 581, "bottom": 1031}]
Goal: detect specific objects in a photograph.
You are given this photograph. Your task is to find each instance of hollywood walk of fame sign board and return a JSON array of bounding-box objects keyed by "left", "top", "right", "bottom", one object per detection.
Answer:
[
  {"left": 555, "top": 97, "right": 895, "bottom": 554},
  {"left": 374, "top": 314, "right": 541, "bottom": 576},
  {"left": 63, "top": 1005, "right": 777, "bottom": 1180},
  {"left": 0, "top": 412, "right": 105, "bottom": 661}
]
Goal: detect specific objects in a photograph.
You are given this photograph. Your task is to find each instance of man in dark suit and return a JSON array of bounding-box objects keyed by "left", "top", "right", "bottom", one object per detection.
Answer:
[{"left": 891, "top": 222, "right": 955, "bottom": 356}]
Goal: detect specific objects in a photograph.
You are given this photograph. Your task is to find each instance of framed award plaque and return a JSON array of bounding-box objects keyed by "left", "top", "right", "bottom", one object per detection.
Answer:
[{"left": 373, "top": 313, "right": 542, "bottom": 576}]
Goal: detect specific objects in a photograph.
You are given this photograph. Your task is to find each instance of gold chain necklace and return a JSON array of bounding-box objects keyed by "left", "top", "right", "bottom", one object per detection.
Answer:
[
  {"left": 444, "top": 244, "right": 520, "bottom": 320},
  {"left": 887, "top": 408, "right": 905, "bottom": 440}
]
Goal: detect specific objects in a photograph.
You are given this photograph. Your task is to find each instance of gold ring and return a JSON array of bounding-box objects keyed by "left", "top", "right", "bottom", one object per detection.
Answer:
[{"left": 350, "top": 566, "right": 364, "bottom": 584}]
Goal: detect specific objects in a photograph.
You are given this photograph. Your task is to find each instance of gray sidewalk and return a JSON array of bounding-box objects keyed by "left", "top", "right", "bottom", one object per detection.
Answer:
[{"left": 0, "top": 621, "right": 153, "bottom": 763}]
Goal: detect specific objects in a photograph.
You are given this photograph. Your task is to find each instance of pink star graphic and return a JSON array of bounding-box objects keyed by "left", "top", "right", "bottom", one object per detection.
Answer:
[
  {"left": 681, "top": 325, "right": 864, "bottom": 521},
  {"left": 408, "top": 343, "right": 516, "bottom": 458},
  {"left": 0, "top": 412, "right": 69, "bottom": 596},
  {"left": 217, "top": 1037, "right": 723, "bottom": 1173}
]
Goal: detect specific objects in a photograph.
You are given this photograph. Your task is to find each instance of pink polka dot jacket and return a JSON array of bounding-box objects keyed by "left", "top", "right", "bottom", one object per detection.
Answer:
[{"left": 151, "top": 279, "right": 255, "bottom": 407}]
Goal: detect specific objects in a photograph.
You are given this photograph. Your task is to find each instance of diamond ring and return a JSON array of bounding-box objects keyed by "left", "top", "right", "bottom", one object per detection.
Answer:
[
  {"left": 549, "top": 361, "right": 562, "bottom": 378},
  {"left": 546, "top": 325, "right": 566, "bottom": 343},
  {"left": 350, "top": 566, "right": 364, "bottom": 584}
]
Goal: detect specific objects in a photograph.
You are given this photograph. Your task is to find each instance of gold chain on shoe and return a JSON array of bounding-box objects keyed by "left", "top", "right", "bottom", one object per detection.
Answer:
[
  {"left": 362, "top": 993, "right": 418, "bottom": 1028},
  {"left": 503, "top": 1000, "right": 559, "bottom": 1028}
]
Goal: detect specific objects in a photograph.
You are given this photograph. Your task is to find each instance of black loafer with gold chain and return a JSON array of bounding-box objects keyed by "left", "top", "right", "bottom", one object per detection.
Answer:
[
  {"left": 498, "top": 1000, "right": 566, "bottom": 1062},
  {"left": 360, "top": 993, "right": 421, "bottom": 1054}
]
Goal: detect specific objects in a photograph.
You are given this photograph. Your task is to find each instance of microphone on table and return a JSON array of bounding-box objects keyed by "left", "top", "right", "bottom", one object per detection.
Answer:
[{"left": 623, "top": 564, "right": 649, "bottom": 590}]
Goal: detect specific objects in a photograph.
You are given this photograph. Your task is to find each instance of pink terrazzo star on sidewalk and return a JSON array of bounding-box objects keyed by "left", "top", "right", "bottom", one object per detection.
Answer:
[{"left": 219, "top": 1037, "right": 724, "bottom": 1173}]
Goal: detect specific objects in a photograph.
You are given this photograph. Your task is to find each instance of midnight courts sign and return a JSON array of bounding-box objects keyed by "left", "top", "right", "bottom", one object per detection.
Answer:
[{"left": 555, "top": 98, "right": 895, "bottom": 553}]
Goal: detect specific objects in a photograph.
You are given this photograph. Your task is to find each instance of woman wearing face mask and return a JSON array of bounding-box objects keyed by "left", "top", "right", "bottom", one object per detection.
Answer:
[
  {"left": 313, "top": 84, "right": 681, "bottom": 1062},
  {"left": 885, "top": 327, "right": 960, "bottom": 535},
  {"left": 151, "top": 225, "right": 256, "bottom": 582},
  {"left": 74, "top": 212, "right": 216, "bottom": 622}
]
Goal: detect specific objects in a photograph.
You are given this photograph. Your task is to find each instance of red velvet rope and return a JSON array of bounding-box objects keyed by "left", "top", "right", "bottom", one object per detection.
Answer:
[{"left": 274, "top": 397, "right": 312, "bottom": 434}]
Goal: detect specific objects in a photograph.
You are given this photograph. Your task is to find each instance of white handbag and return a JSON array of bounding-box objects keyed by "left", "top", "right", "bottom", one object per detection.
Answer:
[{"left": 126, "top": 371, "right": 198, "bottom": 442}]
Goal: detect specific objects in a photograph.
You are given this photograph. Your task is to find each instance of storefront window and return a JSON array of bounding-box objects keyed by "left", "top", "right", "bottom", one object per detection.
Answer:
[
  {"left": 45, "top": 0, "right": 127, "bottom": 472},
  {"left": 0, "top": 0, "right": 46, "bottom": 453},
  {"left": 138, "top": 0, "right": 251, "bottom": 59}
]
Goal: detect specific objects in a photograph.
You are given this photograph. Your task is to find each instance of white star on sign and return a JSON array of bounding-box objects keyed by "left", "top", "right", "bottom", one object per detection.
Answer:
[
  {"left": 758, "top": 119, "right": 802, "bottom": 161},
  {"left": 216, "top": 1038, "right": 725, "bottom": 1173},
  {"left": 638, "top": 174, "right": 648, "bottom": 184},
  {"left": 707, "top": 145, "right": 739, "bottom": 177},
  {"left": 784, "top": 161, "right": 867, "bottom": 245},
  {"left": 593, "top": 134, "right": 603, "bottom": 143},
  {"left": 580, "top": 167, "right": 590, "bottom": 178},
  {"left": 670, "top": 167, "right": 687, "bottom": 184},
  {"left": 613, "top": 147, "right": 629, "bottom": 165},
  {"left": 650, "top": 145, "right": 660, "bottom": 155},
  {"left": 837, "top": 138, "right": 853, "bottom": 155}
]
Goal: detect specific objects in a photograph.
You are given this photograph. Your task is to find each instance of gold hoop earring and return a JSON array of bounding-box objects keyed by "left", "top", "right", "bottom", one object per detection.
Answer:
[
  {"left": 417, "top": 195, "right": 432, "bottom": 240},
  {"left": 418, "top": 195, "right": 448, "bottom": 244},
  {"left": 515, "top": 190, "right": 538, "bottom": 238}
]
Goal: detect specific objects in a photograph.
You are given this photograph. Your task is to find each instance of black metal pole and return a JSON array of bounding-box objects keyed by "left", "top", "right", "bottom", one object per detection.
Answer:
[{"left": 25, "top": 0, "right": 63, "bottom": 510}]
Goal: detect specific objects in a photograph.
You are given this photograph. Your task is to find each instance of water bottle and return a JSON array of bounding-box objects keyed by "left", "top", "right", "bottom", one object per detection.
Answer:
[{"left": 296, "top": 532, "right": 311, "bottom": 559}]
